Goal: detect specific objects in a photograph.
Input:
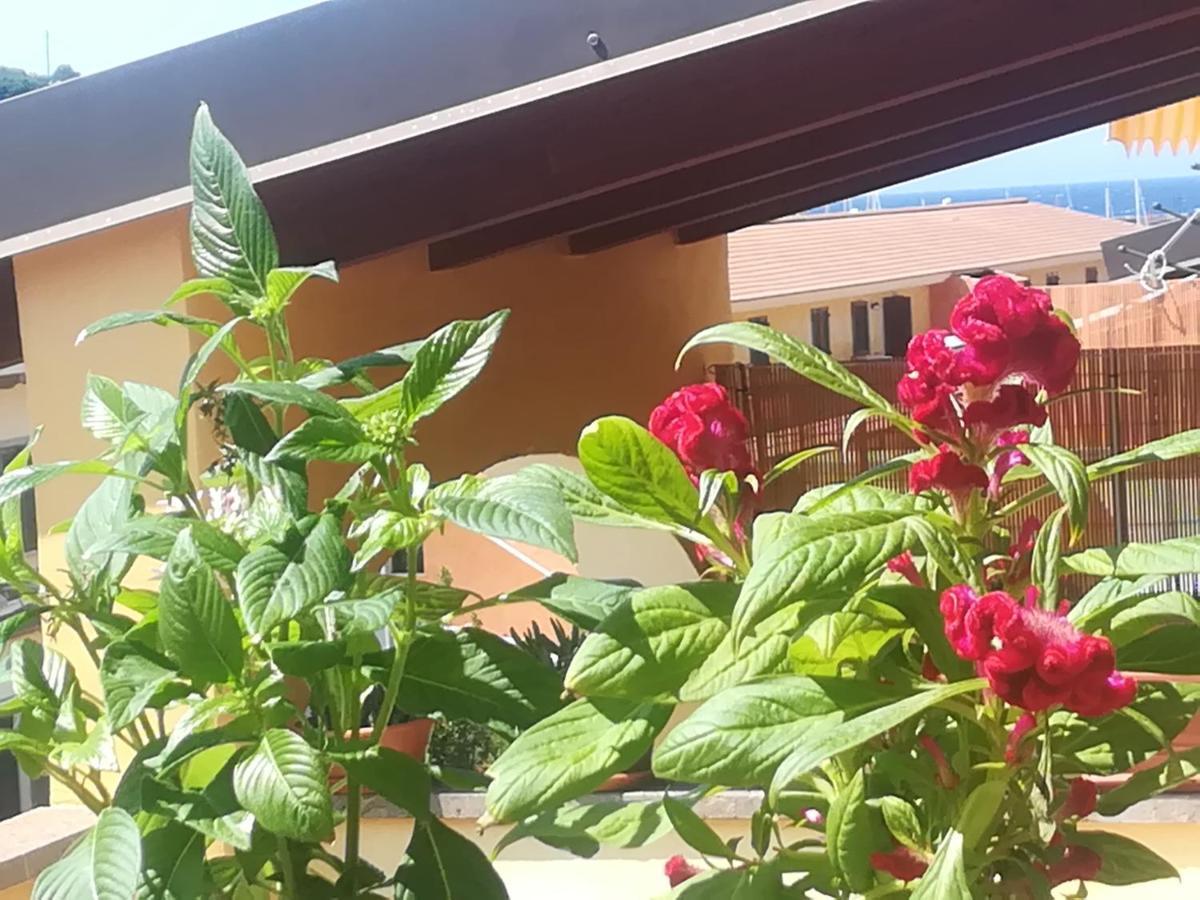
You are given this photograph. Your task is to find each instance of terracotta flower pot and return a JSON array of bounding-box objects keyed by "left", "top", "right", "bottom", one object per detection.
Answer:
[{"left": 329, "top": 719, "right": 435, "bottom": 790}]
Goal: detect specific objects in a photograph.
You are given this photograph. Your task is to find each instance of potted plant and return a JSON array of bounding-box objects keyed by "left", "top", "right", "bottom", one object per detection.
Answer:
[
  {"left": 0, "top": 104, "right": 577, "bottom": 899},
  {"left": 479, "top": 277, "right": 1200, "bottom": 895}
]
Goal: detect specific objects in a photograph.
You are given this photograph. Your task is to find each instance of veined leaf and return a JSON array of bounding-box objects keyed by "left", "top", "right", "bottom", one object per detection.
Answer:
[
  {"left": 10, "top": 639, "right": 74, "bottom": 716},
  {"left": 910, "top": 831, "right": 969, "bottom": 899},
  {"left": 159, "top": 528, "right": 243, "bottom": 684},
  {"left": 68, "top": 468, "right": 138, "bottom": 584},
  {"left": 484, "top": 698, "right": 670, "bottom": 824},
  {"left": 334, "top": 747, "right": 432, "bottom": 821},
  {"left": 236, "top": 514, "right": 349, "bottom": 638},
  {"left": 221, "top": 392, "right": 276, "bottom": 455},
  {"left": 578, "top": 416, "right": 700, "bottom": 528},
  {"left": 0, "top": 460, "right": 123, "bottom": 507},
  {"left": 794, "top": 483, "right": 919, "bottom": 515},
  {"left": 764, "top": 446, "right": 837, "bottom": 486},
  {"left": 296, "top": 339, "right": 424, "bottom": 390},
  {"left": 733, "top": 509, "right": 926, "bottom": 643},
  {"left": 233, "top": 729, "right": 333, "bottom": 842},
  {"left": 503, "top": 574, "right": 637, "bottom": 632},
  {"left": 827, "top": 770, "right": 874, "bottom": 892},
  {"left": 1097, "top": 747, "right": 1200, "bottom": 816},
  {"left": 678, "top": 322, "right": 897, "bottom": 418},
  {"left": 220, "top": 379, "right": 350, "bottom": 422},
  {"left": 1030, "top": 508, "right": 1067, "bottom": 610},
  {"left": 398, "top": 628, "right": 563, "bottom": 732},
  {"left": 267, "top": 416, "right": 379, "bottom": 464},
  {"left": 136, "top": 822, "right": 207, "bottom": 900},
  {"left": 564, "top": 582, "right": 737, "bottom": 700},
  {"left": 768, "top": 679, "right": 985, "bottom": 803},
  {"left": 316, "top": 588, "right": 403, "bottom": 636},
  {"left": 437, "top": 477, "right": 577, "bottom": 562},
  {"left": 511, "top": 464, "right": 681, "bottom": 534},
  {"left": 662, "top": 797, "right": 736, "bottom": 860},
  {"left": 88, "top": 515, "right": 246, "bottom": 573},
  {"left": 800, "top": 452, "right": 922, "bottom": 514},
  {"left": 1019, "top": 444, "right": 1088, "bottom": 540},
  {"left": 1067, "top": 575, "right": 1161, "bottom": 632},
  {"left": 165, "top": 276, "right": 242, "bottom": 308},
  {"left": 394, "top": 818, "right": 508, "bottom": 900},
  {"left": 1070, "top": 830, "right": 1179, "bottom": 885},
  {"left": 33, "top": 808, "right": 142, "bottom": 900},
  {"left": 1064, "top": 535, "right": 1200, "bottom": 579},
  {"left": 101, "top": 642, "right": 182, "bottom": 731},
  {"left": 654, "top": 676, "right": 901, "bottom": 786},
  {"left": 258, "top": 262, "right": 337, "bottom": 318},
  {"left": 189, "top": 103, "right": 278, "bottom": 296},
  {"left": 492, "top": 799, "right": 671, "bottom": 859},
  {"left": 75, "top": 309, "right": 223, "bottom": 346}
]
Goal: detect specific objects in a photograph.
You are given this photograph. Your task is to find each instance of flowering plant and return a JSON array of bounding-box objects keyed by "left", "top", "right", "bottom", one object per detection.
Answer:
[{"left": 484, "top": 275, "right": 1200, "bottom": 897}]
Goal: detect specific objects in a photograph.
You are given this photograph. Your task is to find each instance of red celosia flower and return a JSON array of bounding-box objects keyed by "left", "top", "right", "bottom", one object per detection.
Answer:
[
  {"left": 919, "top": 735, "right": 958, "bottom": 788},
  {"left": 1043, "top": 843, "right": 1102, "bottom": 886},
  {"left": 1059, "top": 778, "right": 1098, "bottom": 820},
  {"left": 939, "top": 587, "right": 1137, "bottom": 717},
  {"left": 897, "top": 370, "right": 960, "bottom": 438},
  {"left": 1005, "top": 712, "right": 1037, "bottom": 764},
  {"left": 887, "top": 551, "right": 923, "bottom": 587},
  {"left": 988, "top": 430, "right": 1032, "bottom": 500},
  {"left": 963, "top": 384, "right": 1047, "bottom": 436},
  {"left": 949, "top": 276, "right": 1080, "bottom": 395},
  {"left": 649, "top": 383, "right": 755, "bottom": 479},
  {"left": 870, "top": 846, "right": 928, "bottom": 882},
  {"left": 664, "top": 855, "right": 700, "bottom": 887},
  {"left": 909, "top": 447, "right": 988, "bottom": 503},
  {"left": 921, "top": 652, "right": 942, "bottom": 682}
]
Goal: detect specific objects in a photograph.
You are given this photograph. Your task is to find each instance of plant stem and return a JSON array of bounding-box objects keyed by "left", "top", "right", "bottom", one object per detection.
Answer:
[
  {"left": 279, "top": 838, "right": 299, "bottom": 899},
  {"left": 345, "top": 778, "right": 362, "bottom": 893}
]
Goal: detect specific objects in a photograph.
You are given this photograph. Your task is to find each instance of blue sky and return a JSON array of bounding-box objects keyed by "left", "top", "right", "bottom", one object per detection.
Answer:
[{"left": 2, "top": 0, "right": 1196, "bottom": 191}]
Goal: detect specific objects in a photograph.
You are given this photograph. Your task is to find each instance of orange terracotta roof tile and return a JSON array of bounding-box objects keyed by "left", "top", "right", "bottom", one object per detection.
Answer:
[{"left": 729, "top": 199, "right": 1140, "bottom": 302}]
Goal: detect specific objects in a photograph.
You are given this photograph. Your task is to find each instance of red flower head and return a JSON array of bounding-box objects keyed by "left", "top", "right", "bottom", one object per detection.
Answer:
[
  {"left": 664, "top": 856, "right": 700, "bottom": 887},
  {"left": 963, "top": 385, "right": 1048, "bottom": 438},
  {"left": 909, "top": 447, "right": 988, "bottom": 504},
  {"left": 988, "top": 430, "right": 1032, "bottom": 500},
  {"left": 950, "top": 276, "right": 1080, "bottom": 395},
  {"left": 870, "top": 846, "right": 928, "bottom": 882},
  {"left": 649, "top": 383, "right": 756, "bottom": 480},
  {"left": 939, "top": 586, "right": 1137, "bottom": 717},
  {"left": 1059, "top": 778, "right": 1098, "bottom": 820}
]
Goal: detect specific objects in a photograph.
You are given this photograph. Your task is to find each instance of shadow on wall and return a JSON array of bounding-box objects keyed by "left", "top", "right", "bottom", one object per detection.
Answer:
[{"left": 426, "top": 453, "right": 695, "bottom": 634}]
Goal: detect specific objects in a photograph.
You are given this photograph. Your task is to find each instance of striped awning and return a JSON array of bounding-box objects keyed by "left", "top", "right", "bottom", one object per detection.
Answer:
[{"left": 1108, "top": 96, "right": 1200, "bottom": 155}]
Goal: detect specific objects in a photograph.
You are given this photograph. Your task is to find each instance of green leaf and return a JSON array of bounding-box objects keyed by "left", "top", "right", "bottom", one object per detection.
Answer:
[
  {"left": 662, "top": 797, "right": 736, "bottom": 860},
  {"left": 159, "top": 528, "right": 243, "bottom": 684},
  {"left": 1090, "top": 428, "right": 1200, "bottom": 480},
  {"left": 659, "top": 869, "right": 754, "bottom": 898},
  {"left": 880, "top": 795, "right": 924, "bottom": 852},
  {"left": 733, "top": 510, "right": 926, "bottom": 644},
  {"left": 827, "top": 770, "right": 874, "bottom": 891},
  {"left": 769, "top": 679, "right": 985, "bottom": 803},
  {"left": 503, "top": 574, "right": 637, "bottom": 631},
  {"left": 800, "top": 452, "right": 922, "bottom": 514},
  {"left": 679, "top": 601, "right": 810, "bottom": 702},
  {"left": 233, "top": 729, "right": 333, "bottom": 841},
  {"left": 565, "top": 583, "right": 737, "bottom": 700},
  {"left": 296, "top": 339, "right": 424, "bottom": 390},
  {"left": 164, "top": 276, "right": 242, "bottom": 307},
  {"left": 1067, "top": 575, "right": 1161, "bottom": 632},
  {"left": 788, "top": 611, "right": 903, "bottom": 676},
  {"left": 1070, "top": 830, "right": 1179, "bottom": 885},
  {"left": 959, "top": 779, "right": 1007, "bottom": 851},
  {"left": 81, "top": 375, "right": 175, "bottom": 447},
  {"left": 1019, "top": 444, "right": 1088, "bottom": 540},
  {"left": 222, "top": 392, "right": 276, "bottom": 456},
  {"left": 394, "top": 818, "right": 509, "bottom": 900},
  {"left": 317, "top": 588, "right": 403, "bottom": 636},
  {"left": 75, "top": 309, "right": 224, "bottom": 345},
  {"left": 68, "top": 470, "right": 138, "bottom": 583},
  {"left": 236, "top": 514, "right": 349, "bottom": 638},
  {"left": 485, "top": 698, "right": 670, "bottom": 824},
  {"left": 1113, "top": 604, "right": 1200, "bottom": 674},
  {"left": 1096, "top": 747, "right": 1200, "bottom": 815},
  {"left": 33, "top": 808, "right": 142, "bottom": 900},
  {"left": 137, "top": 823, "right": 207, "bottom": 900},
  {"left": 578, "top": 416, "right": 701, "bottom": 528},
  {"left": 335, "top": 747, "right": 432, "bottom": 821},
  {"left": 88, "top": 515, "right": 246, "bottom": 573},
  {"left": 678, "top": 322, "right": 898, "bottom": 419},
  {"left": 177, "top": 316, "right": 244, "bottom": 398},
  {"left": 867, "top": 586, "right": 971, "bottom": 681},
  {"left": 493, "top": 799, "right": 671, "bottom": 859},
  {"left": 258, "top": 262, "right": 337, "bottom": 318},
  {"left": 398, "top": 628, "right": 564, "bottom": 732},
  {"left": 795, "top": 483, "right": 919, "bottom": 516},
  {"left": 189, "top": 103, "right": 278, "bottom": 296},
  {"left": 101, "top": 641, "right": 182, "bottom": 731},
  {"left": 343, "top": 311, "right": 509, "bottom": 426},
  {"left": 437, "top": 477, "right": 578, "bottom": 562},
  {"left": 654, "top": 676, "right": 899, "bottom": 786},
  {"left": 267, "top": 416, "right": 379, "bottom": 463},
  {"left": 268, "top": 639, "right": 347, "bottom": 676},
  {"left": 10, "top": 639, "right": 74, "bottom": 715},
  {"left": 0, "top": 460, "right": 122, "bottom": 506},
  {"left": 1030, "top": 508, "right": 1067, "bottom": 610},
  {"left": 511, "top": 464, "right": 682, "bottom": 534},
  {"left": 910, "top": 831, "right": 968, "bottom": 898},
  {"left": 766, "top": 446, "right": 837, "bottom": 487},
  {"left": 220, "top": 380, "right": 350, "bottom": 422},
  {"left": 1109, "top": 591, "right": 1200, "bottom": 647},
  {"left": 1064, "top": 535, "right": 1200, "bottom": 579}
]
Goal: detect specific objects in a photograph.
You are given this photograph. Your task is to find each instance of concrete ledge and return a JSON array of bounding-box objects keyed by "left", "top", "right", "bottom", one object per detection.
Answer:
[{"left": 0, "top": 806, "right": 93, "bottom": 891}]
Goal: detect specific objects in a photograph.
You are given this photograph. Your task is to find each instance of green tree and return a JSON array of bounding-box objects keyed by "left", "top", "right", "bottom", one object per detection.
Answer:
[{"left": 0, "top": 64, "right": 78, "bottom": 102}]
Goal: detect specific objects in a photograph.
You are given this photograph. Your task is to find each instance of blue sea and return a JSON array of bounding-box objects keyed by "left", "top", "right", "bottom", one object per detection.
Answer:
[{"left": 820, "top": 175, "right": 1200, "bottom": 220}]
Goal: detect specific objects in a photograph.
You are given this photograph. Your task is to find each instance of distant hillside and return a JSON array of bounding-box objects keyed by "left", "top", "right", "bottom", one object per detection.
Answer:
[{"left": 0, "top": 64, "right": 78, "bottom": 101}]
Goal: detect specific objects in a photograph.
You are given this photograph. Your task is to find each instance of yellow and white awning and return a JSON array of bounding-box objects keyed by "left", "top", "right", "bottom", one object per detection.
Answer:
[{"left": 1108, "top": 96, "right": 1200, "bottom": 155}]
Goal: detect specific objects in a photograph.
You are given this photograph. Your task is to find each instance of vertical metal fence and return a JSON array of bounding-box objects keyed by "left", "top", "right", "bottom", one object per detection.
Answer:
[{"left": 714, "top": 346, "right": 1200, "bottom": 591}]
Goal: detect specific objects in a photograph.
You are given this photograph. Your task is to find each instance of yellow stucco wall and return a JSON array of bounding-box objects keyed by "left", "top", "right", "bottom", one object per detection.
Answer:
[{"left": 0, "top": 383, "right": 29, "bottom": 444}]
